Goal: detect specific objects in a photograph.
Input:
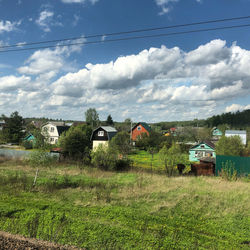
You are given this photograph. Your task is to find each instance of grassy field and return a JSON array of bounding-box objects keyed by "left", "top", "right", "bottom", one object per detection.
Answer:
[
  {"left": 0, "top": 159, "right": 249, "bottom": 249},
  {"left": 128, "top": 150, "right": 190, "bottom": 173}
]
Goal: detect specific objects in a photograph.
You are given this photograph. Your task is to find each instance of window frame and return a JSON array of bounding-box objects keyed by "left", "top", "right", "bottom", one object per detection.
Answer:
[{"left": 98, "top": 131, "right": 104, "bottom": 136}]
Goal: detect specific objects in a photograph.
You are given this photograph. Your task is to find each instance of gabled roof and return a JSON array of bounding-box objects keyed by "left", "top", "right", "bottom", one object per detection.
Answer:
[
  {"left": 91, "top": 126, "right": 117, "bottom": 141},
  {"left": 190, "top": 140, "right": 215, "bottom": 150},
  {"left": 99, "top": 126, "right": 117, "bottom": 132},
  {"left": 57, "top": 126, "right": 70, "bottom": 136},
  {"left": 132, "top": 122, "right": 151, "bottom": 132},
  {"left": 43, "top": 121, "right": 66, "bottom": 126}
]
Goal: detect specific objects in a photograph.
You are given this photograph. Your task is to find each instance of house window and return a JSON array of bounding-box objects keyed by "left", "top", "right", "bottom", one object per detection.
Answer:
[
  {"left": 98, "top": 131, "right": 104, "bottom": 136},
  {"left": 50, "top": 127, "right": 54, "bottom": 132},
  {"left": 137, "top": 126, "right": 141, "bottom": 131},
  {"left": 200, "top": 145, "right": 205, "bottom": 148},
  {"left": 50, "top": 137, "right": 54, "bottom": 142}
]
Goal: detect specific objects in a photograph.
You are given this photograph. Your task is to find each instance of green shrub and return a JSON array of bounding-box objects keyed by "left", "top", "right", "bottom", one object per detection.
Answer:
[
  {"left": 22, "top": 140, "right": 33, "bottom": 150},
  {"left": 25, "top": 150, "right": 57, "bottom": 168},
  {"left": 91, "top": 144, "right": 132, "bottom": 171}
]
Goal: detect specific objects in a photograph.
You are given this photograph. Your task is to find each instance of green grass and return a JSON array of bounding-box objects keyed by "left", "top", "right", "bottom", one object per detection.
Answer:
[
  {"left": 128, "top": 150, "right": 190, "bottom": 173},
  {"left": 0, "top": 160, "right": 249, "bottom": 249}
]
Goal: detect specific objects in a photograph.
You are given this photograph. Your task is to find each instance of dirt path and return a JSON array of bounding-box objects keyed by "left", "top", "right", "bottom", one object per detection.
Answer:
[{"left": 0, "top": 231, "right": 82, "bottom": 250}]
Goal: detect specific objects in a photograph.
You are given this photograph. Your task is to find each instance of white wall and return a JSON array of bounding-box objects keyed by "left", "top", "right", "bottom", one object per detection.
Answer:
[
  {"left": 93, "top": 140, "right": 108, "bottom": 150},
  {"left": 41, "top": 124, "right": 59, "bottom": 144}
]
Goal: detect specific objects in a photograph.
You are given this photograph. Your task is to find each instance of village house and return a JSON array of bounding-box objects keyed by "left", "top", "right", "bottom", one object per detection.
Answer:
[
  {"left": 189, "top": 140, "right": 216, "bottom": 162},
  {"left": 131, "top": 122, "right": 151, "bottom": 141},
  {"left": 212, "top": 127, "right": 223, "bottom": 137},
  {"left": 41, "top": 121, "right": 70, "bottom": 144},
  {"left": 91, "top": 126, "right": 117, "bottom": 150}
]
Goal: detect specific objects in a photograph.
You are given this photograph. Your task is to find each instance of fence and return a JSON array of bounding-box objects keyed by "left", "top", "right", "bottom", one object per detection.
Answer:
[{"left": 216, "top": 155, "right": 250, "bottom": 176}]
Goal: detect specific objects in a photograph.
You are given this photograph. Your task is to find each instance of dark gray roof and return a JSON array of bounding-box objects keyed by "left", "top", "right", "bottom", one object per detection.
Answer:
[
  {"left": 57, "top": 126, "right": 70, "bottom": 136},
  {"left": 90, "top": 126, "right": 117, "bottom": 141}
]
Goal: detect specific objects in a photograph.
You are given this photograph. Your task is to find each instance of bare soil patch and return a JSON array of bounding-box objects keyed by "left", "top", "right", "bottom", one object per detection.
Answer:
[{"left": 0, "top": 231, "right": 82, "bottom": 250}]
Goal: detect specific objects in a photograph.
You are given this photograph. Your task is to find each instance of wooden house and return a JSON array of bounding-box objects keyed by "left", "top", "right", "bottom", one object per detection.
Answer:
[
  {"left": 131, "top": 122, "right": 151, "bottom": 141},
  {"left": 91, "top": 126, "right": 117, "bottom": 150},
  {"left": 189, "top": 141, "right": 215, "bottom": 162},
  {"left": 23, "top": 134, "right": 36, "bottom": 143},
  {"left": 212, "top": 127, "right": 223, "bottom": 137},
  {"left": 41, "top": 121, "right": 70, "bottom": 144}
]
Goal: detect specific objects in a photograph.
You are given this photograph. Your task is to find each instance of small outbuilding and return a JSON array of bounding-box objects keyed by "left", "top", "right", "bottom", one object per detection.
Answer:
[{"left": 91, "top": 126, "right": 117, "bottom": 150}]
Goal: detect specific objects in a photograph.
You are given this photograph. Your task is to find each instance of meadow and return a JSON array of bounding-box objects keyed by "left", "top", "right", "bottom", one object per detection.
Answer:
[{"left": 0, "top": 158, "right": 249, "bottom": 249}]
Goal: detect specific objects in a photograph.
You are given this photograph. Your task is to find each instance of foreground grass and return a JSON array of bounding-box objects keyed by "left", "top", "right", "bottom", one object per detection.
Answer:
[{"left": 0, "top": 160, "right": 249, "bottom": 249}]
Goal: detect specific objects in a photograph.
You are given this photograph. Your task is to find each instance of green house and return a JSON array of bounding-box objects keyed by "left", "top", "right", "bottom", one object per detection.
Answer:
[
  {"left": 212, "top": 127, "right": 223, "bottom": 137},
  {"left": 23, "top": 134, "right": 36, "bottom": 144},
  {"left": 189, "top": 141, "right": 216, "bottom": 162}
]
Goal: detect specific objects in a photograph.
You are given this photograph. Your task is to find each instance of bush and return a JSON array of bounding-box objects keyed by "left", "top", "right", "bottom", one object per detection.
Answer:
[
  {"left": 22, "top": 140, "right": 33, "bottom": 150},
  {"left": 91, "top": 144, "right": 131, "bottom": 171},
  {"left": 26, "top": 150, "right": 57, "bottom": 168}
]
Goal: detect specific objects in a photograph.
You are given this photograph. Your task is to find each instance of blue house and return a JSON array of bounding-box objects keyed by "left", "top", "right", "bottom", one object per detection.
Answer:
[{"left": 189, "top": 141, "right": 216, "bottom": 162}]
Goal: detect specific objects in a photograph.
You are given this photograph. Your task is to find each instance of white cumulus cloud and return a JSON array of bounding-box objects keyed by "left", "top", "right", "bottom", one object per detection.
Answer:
[
  {"left": 225, "top": 104, "right": 250, "bottom": 113},
  {"left": 0, "top": 20, "right": 21, "bottom": 33}
]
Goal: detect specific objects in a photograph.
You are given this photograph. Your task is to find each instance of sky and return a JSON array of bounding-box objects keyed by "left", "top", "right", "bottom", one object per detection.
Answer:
[{"left": 0, "top": 0, "right": 250, "bottom": 122}]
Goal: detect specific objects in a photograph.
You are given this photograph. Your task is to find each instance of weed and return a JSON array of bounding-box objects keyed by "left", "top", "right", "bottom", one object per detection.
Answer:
[{"left": 220, "top": 161, "right": 238, "bottom": 181}]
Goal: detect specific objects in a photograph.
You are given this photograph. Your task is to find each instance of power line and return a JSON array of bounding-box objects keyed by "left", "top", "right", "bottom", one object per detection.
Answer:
[
  {"left": 1, "top": 15, "right": 250, "bottom": 50},
  {"left": 1, "top": 23, "right": 250, "bottom": 53}
]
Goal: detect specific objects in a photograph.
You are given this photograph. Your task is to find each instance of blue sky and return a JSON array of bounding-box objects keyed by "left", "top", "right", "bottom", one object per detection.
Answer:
[{"left": 0, "top": 0, "right": 250, "bottom": 122}]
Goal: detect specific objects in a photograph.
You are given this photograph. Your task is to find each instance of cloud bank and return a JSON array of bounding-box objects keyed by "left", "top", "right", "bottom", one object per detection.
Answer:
[{"left": 1, "top": 39, "right": 250, "bottom": 121}]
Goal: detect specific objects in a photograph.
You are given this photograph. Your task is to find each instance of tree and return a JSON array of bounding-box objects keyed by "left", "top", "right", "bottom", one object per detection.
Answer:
[
  {"left": 110, "top": 131, "right": 131, "bottom": 156},
  {"left": 136, "top": 131, "right": 165, "bottom": 150},
  {"left": 216, "top": 136, "right": 244, "bottom": 156},
  {"left": 85, "top": 108, "right": 100, "bottom": 128},
  {"left": 147, "top": 146, "right": 158, "bottom": 172},
  {"left": 4, "top": 111, "right": 24, "bottom": 143},
  {"left": 159, "top": 142, "right": 184, "bottom": 176},
  {"left": 106, "top": 114, "right": 114, "bottom": 126},
  {"left": 197, "top": 127, "right": 211, "bottom": 141},
  {"left": 59, "top": 124, "right": 92, "bottom": 160}
]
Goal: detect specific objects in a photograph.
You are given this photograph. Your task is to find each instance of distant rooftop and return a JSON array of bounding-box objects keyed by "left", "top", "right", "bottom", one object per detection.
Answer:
[
  {"left": 100, "top": 126, "right": 117, "bottom": 132},
  {"left": 225, "top": 130, "right": 246, "bottom": 135}
]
